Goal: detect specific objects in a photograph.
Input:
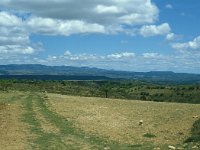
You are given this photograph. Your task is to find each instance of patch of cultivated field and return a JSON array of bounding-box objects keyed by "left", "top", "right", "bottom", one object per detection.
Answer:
[{"left": 0, "top": 91, "right": 200, "bottom": 149}]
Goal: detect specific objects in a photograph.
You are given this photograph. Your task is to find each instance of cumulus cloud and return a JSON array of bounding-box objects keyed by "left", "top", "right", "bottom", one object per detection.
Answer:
[
  {"left": 62, "top": 51, "right": 136, "bottom": 61},
  {"left": 143, "top": 53, "right": 163, "bottom": 58},
  {"left": 1, "top": 11, "right": 110, "bottom": 55},
  {"left": 61, "top": 50, "right": 97, "bottom": 61},
  {"left": 172, "top": 36, "right": 200, "bottom": 52},
  {"left": 0, "top": 0, "right": 158, "bottom": 26},
  {"left": 26, "top": 16, "right": 106, "bottom": 35},
  {"left": 64, "top": 50, "right": 71, "bottom": 56},
  {"left": 0, "top": 45, "right": 35, "bottom": 54},
  {"left": 0, "top": 45, "right": 36, "bottom": 55},
  {"left": 0, "top": 0, "right": 166, "bottom": 51},
  {"left": 166, "top": 33, "right": 176, "bottom": 41},
  {"left": 0, "top": 11, "right": 22, "bottom": 26},
  {"left": 0, "top": 11, "right": 120, "bottom": 56},
  {"left": 0, "top": 0, "right": 163, "bottom": 55},
  {"left": 0, "top": 27, "right": 29, "bottom": 45},
  {"left": 107, "top": 52, "right": 135, "bottom": 59},
  {"left": 0, "top": 12, "right": 37, "bottom": 55},
  {"left": 139, "top": 23, "right": 171, "bottom": 37},
  {"left": 94, "top": 5, "right": 125, "bottom": 14},
  {"left": 69, "top": 54, "right": 97, "bottom": 61},
  {"left": 49, "top": 51, "right": 136, "bottom": 62},
  {"left": 0, "top": 12, "right": 25, "bottom": 43}
]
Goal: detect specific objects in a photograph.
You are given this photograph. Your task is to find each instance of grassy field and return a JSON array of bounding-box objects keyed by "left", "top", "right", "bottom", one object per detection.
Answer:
[{"left": 0, "top": 91, "right": 200, "bottom": 149}]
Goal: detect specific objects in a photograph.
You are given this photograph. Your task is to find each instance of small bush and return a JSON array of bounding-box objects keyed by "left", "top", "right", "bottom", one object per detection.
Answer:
[{"left": 185, "top": 119, "right": 200, "bottom": 143}]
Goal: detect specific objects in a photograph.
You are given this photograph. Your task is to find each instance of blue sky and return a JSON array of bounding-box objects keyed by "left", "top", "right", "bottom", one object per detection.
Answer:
[{"left": 0, "top": 0, "right": 200, "bottom": 73}]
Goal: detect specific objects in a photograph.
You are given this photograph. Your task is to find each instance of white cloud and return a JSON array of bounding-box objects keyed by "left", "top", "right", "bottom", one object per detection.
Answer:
[
  {"left": 0, "top": 11, "right": 22, "bottom": 26},
  {"left": 0, "top": 1, "right": 161, "bottom": 44},
  {"left": 166, "top": 33, "right": 176, "bottom": 41},
  {"left": 50, "top": 51, "right": 136, "bottom": 62},
  {"left": 139, "top": 23, "right": 171, "bottom": 37},
  {"left": 0, "top": 0, "right": 159, "bottom": 26},
  {"left": 62, "top": 51, "right": 97, "bottom": 61},
  {"left": 26, "top": 16, "right": 106, "bottom": 35},
  {"left": 0, "top": 12, "right": 37, "bottom": 55},
  {"left": 69, "top": 54, "right": 97, "bottom": 61},
  {"left": 0, "top": 11, "right": 105, "bottom": 56},
  {"left": 143, "top": 53, "right": 163, "bottom": 58},
  {"left": 165, "top": 4, "right": 173, "bottom": 9},
  {"left": 64, "top": 50, "right": 71, "bottom": 56},
  {"left": 0, "top": 28, "right": 29, "bottom": 45},
  {"left": 94, "top": 5, "right": 125, "bottom": 14},
  {"left": 172, "top": 36, "right": 200, "bottom": 52},
  {"left": 0, "top": 12, "right": 28, "bottom": 45},
  {"left": 107, "top": 52, "right": 135, "bottom": 59},
  {"left": 0, "top": 45, "right": 35, "bottom": 54}
]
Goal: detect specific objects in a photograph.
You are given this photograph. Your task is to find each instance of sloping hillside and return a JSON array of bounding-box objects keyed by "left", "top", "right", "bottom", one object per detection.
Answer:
[{"left": 0, "top": 92, "right": 200, "bottom": 149}]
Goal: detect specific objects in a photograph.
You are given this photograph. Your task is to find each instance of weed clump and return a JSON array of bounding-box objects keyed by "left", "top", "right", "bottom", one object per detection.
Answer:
[
  {"left": 185, "top": 118, "right": 200, "bottom": 143},
  {"left": 143, "top": 133, "right": 156, "bottom": 138}
]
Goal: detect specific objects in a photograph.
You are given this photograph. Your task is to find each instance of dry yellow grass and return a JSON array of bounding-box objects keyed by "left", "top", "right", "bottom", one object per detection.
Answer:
[
  {"left": 0, "top": 92, "right": 30, "bottom": 150},
  {"left": 48, "top": 93, "right": 200, "bottom": 146},
  {"left": 0, "top": 91, "right": 199, "bottom": 149}
]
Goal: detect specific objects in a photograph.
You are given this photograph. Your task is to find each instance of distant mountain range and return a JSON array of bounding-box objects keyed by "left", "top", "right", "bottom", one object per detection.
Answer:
[{"left": 0, "top": 64, "right": 200, "bottom": 83}]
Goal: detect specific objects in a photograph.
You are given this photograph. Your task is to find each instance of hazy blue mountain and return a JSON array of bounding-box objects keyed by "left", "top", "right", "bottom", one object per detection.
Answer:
[{"left": 0, "top": 64, "right": 200, "bottom": 83}]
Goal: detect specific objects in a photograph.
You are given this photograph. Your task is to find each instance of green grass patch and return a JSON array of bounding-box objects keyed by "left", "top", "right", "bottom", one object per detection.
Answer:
[
  {"left": 185, "top": 118, "right": 200, "bottom": 143},
  {"left": 22, "top": 94, "right": 69, "bottom": 149},
  {"left": 143, "top": 133, "right": 156, "bottom": 138}
]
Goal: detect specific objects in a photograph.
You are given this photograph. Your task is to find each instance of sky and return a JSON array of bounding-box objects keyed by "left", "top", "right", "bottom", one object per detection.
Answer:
[{"left": 0, "top": 0, "right": 200, "bottom": 73}]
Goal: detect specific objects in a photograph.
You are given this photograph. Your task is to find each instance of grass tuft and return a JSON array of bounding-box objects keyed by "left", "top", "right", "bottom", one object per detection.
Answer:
[{"left": 143, "top": 133, "right": 156, "bottom": 138}]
